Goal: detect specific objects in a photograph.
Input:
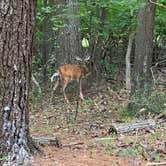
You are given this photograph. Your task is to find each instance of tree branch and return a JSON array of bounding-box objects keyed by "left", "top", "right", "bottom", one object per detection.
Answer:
[{"left": 149, "top": 0, "right": 166, "bottom": 8}]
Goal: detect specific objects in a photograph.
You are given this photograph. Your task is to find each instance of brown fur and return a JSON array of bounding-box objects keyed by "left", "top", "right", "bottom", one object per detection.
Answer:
[
  {"left": 59, "top": 64, "right": 89, "bottom": 80},
  {"left": 58, "top": 64, "right": 89, "bottom": 102}
]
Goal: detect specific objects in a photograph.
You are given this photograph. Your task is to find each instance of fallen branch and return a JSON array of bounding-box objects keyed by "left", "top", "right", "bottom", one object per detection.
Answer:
[
  {"left": 32, "top": 136, "right": 61, "bottom": 147},
  {"left": 109, "top": 119, "right": 156, "bottom": 134},
  {"left": 62, "top": 142, "right": 84, "bottom": 148},
  {"left": 146, "top": 162, "right": 166, "bottom": 166}
]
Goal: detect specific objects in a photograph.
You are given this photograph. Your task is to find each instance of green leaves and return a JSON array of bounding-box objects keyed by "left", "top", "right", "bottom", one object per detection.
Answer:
[
  {"left": 41, "top": 6, "right": 52, "bottom": 14},
  {"left": 79, "top": 0, "right": 140, "bottom": 38},
  {"left": 82, "top": 38, "right": 89, "bottom": 48}
]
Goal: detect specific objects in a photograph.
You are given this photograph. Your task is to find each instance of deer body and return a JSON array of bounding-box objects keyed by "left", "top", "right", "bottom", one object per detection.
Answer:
[
  {"left": 51, "top": 63, "right": 89, "bottom": 103},
  {"left": 59, "top": 64, "right": 88, "bottom": 80}
]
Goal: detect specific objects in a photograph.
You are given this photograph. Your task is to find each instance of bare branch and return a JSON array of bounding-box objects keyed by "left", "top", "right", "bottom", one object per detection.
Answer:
[
  {"left": 149, "top": 0, "right": 166, "bottom": 8},
  {"left": 32, "top": 75, "right": 42, "bottom": 94},
  {"left": 146, "top": 162, "right": 166, "bottom": 166}
]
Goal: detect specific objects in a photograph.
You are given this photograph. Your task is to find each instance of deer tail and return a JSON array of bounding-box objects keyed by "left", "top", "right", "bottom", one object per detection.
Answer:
[
  {"left": 51, "top": 72, "right": 60, "bottom": 92},
  {"left": 51, "top": 72, "right": 60, "bottom": 82}
]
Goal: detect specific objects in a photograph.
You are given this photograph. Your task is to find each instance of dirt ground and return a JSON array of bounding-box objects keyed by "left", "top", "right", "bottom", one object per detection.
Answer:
[
  {"left": 33, "top": 147, "right": 146, "bottom": 166},
  {"left": 30, "top": 85, "right": 165, "bottom": 166}
]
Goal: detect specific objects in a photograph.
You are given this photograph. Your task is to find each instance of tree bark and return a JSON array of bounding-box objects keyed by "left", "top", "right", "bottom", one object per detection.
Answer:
[
  {"left": 56, "top": 0, "right": 81, "bottom": 66},
  {"left": 0, "top": 0, "right": 37, "bottom": 165},
  {"left": 40, "top": 0, "right": 55, "bottom": 85},
  {"left": 131, "top": 0, "right": 156, "bottom": 95},
  {"left": 91, "top": 7, "right": 108, "bottom": 77}
]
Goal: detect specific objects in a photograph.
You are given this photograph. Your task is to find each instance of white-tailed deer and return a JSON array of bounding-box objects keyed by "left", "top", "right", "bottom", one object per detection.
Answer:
[{"left": 51, "top": 56, "right": 90, "bottom": 102}]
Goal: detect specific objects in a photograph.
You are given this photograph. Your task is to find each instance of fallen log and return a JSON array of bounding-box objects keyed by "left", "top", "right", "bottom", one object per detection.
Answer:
[
  {"left": 32, "top": 137, "right": 84, "bottom": 148},
  {"left": 32, "top": 136, "right": 61, "bottom": 147},
  {"left": 108, "top": 119, "right": 156, "bottom": 134}
]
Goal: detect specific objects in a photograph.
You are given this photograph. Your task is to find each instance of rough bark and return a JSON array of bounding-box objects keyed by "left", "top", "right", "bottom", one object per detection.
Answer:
[
  {"left": 0, "top": 0, "right": 37, "bottom": 165},
  {"left": 131, "top": 0, "right": 156, "bottom": 95},
  {"left": 56, "top": 0, "right": 81, "bottom": 66}
]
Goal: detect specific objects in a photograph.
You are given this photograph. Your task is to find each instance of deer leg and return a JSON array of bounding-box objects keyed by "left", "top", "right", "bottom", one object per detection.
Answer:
[
  {"left": 52, "top": 78, "right": 59, "bottom": 91},
  {"left": 62, "top": 78, "right": 69, "bottom": 103},
  {"left": 79, "top": 78, "right": 84, "bottom": 100},
  {"left": 51, "top": 78, "right": 59, "bottom": 100}
]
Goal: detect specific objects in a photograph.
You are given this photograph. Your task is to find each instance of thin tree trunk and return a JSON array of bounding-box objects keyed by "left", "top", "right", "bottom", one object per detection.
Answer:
[
  {"left": 125, "top": 32, "right": 134, "bottom": 91},
  {"left": 41, "top": 0, "right": 49, "bottom": 85},
  {"left": 0, "top": 0, "right": 37, "bottom": 165}
]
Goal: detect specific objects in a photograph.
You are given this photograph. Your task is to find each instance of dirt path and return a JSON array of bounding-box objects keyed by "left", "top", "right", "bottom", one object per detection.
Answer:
[{"left": 33, "top": 146, "right": 146, "bottom": 166}]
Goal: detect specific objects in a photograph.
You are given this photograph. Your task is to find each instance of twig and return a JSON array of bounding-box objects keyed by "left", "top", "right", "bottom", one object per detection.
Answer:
[
  {"left": 150, "top": 59, "right": 166, "bottom": 88},
  {"left": 133, "top": 128, "right": 139, "bottom": 147},
  {"left": 149, "top": 0, "right": 166, "bottom": 8},
  {"left": 62, "top": 142, "right": 84, "bottom": 148},
  {"left": 146, "top": 162, "right": 166, "bottom": 166},
  {"left": 74, "top": 100, "right": 79, "bottom": 120},
  {"left": 150, "top": 66, "right": 157, "bottom": 88},
  {"left": 32, "top": 75, "right": 42, "bottom": 94}
]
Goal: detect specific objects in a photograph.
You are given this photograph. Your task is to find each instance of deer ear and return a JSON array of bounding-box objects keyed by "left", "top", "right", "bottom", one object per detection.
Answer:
[
  {"left": 76, "top": 56, "right": 83, "bottom": 61},
  {"left": 84, "top": 56, "right": 90, "bottom": 61}
]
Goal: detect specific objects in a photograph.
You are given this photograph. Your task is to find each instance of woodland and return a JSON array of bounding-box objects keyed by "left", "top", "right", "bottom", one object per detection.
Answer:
[{"left": 0, "top": 0, "right": 166, "bottom": 166}]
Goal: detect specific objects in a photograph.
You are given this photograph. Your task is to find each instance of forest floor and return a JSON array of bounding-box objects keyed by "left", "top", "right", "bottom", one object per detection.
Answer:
[{"left": 30, "top": 82, "right": 166, "bottom": 166}]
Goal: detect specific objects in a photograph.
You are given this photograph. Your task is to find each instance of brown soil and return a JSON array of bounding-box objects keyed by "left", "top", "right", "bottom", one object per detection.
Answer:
[{"left": 33, "top": 146, "right": 146, "bottom": 166}]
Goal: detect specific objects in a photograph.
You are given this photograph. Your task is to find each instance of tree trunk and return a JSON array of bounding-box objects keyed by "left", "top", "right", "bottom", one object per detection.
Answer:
[
  {"left": 56, "top": 0, "right": 81, "bottom": 66},
  {"left": 131, "top": 0, "right": 156, "bottom": 95},
  {"left": 129, "top": 0, "right": 156, "bottom": 110},
  {"left": 40, "top": 0, "right": 55, "bottom": 86},
  {"left": 125, "top": 32, "right": 134, "bottom": 91},
  {"left": 0, "top": 0, "right": 37, "bottom": 165},
  {"left": 91, "top": 7, "right": 108, "bottom": 77},
  {"left": 41, "top": 0, "right": 50, "bottom": 85}
]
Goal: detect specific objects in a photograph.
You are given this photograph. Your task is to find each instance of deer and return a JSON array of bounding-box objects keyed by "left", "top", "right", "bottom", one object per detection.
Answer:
[{"left": 51, "top": 56, "right": 90, "bottom": 103}]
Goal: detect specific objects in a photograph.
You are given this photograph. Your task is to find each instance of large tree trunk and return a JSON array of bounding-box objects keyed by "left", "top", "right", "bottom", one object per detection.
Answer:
[
  {"left": 131, "top": 0, "right": 156, "bottom": 95},
  {"left": 56, "top": 0, "right": 81, "bottom": 66},
  {"left": 129, "top": 0, "right": 156, "bottom": 110},
  {"left": 0, "top": 0, "right": 37, "bottom": 165}
]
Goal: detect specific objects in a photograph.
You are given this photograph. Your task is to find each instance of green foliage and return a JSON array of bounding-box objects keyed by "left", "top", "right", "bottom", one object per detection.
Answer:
[
  {"left": 155, "top": 2, "right": 166, "bottom": 46},
  {"left": 116, "top": 107, "right": 138, "bottom": 122},
  {"left": 79, "top": 0, "right": 145, "bottom": 37},
  {"left": 0, "top": 156, "right": 8, "bottom": 161},
  {"left": 128, "top": 90, "right": 166, "bottom": 115}
]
